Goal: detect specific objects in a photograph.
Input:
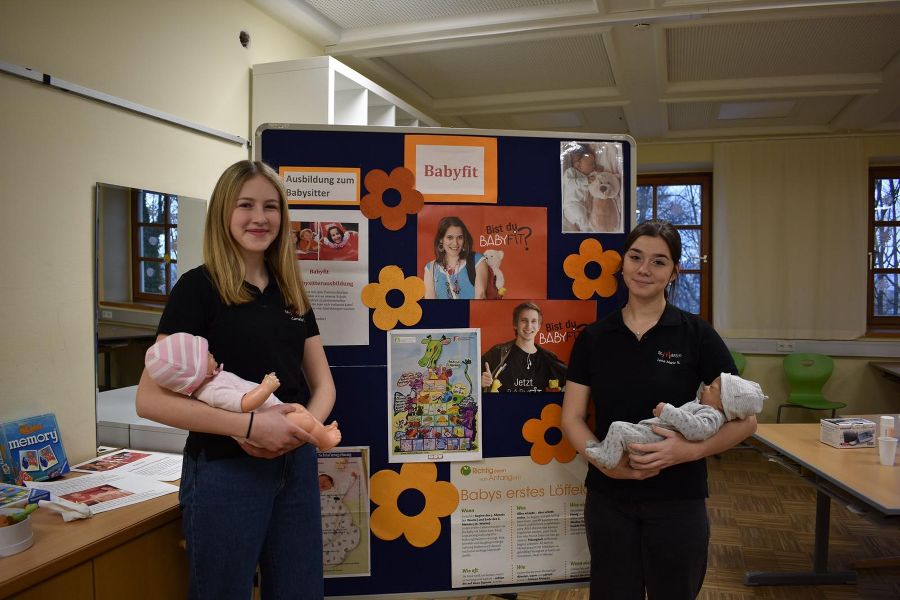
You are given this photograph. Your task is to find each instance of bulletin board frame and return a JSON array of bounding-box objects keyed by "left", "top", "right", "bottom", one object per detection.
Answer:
[{"left": 256, "top": 124, "right": 635, "bottom": 599}]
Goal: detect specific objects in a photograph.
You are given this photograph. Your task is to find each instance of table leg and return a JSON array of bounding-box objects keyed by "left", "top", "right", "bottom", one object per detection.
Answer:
[{"left": 744, "top": 490, "right": 857, "bottom": 586}]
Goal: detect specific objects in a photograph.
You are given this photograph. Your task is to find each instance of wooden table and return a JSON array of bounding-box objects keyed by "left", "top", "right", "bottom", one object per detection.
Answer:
[
  {"left": 870, "top": 361, "right": 900, "bottom": 384},
  {"left": 745, "top": 422, "right": 900, "bottom": 587},
  {"left": 0, "top": 490, "right": 184, "bottom": 599}
]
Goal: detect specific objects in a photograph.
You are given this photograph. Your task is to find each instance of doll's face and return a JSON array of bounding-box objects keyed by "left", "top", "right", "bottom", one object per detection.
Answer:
[
  {"left": 318, "top": 474, "right": 334, "bottom": 491},
  {"left": 300, "top": 229, "right": 313, "bottom": 241},
  {"left": 699, "top": 377, "right": 723, "bottom": 412},
  {"left": 206, "top": 353, "right": 219, "bottom": 378}
]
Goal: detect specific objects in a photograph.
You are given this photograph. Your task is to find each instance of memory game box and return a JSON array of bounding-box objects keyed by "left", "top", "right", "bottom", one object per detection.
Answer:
[
  {"left": 819, "top": 417, "right": 876, "bottom": 449},
  {"left": 0, "top": 413, "right": 69, "bottom": 485}
]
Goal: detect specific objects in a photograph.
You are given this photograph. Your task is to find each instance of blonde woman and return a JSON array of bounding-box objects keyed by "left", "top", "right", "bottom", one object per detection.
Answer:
[{"left": 136, "top": 160, "right": 335, "bottom": 599}]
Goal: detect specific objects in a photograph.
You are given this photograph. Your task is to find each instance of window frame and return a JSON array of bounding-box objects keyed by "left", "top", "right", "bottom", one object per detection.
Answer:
[
  {"left": 867, "top": 166, "right": 900, "bottom": 333},
  {"left": 131, "top": 188, "right": 178, "bottom": 304},
  {"left": 635, "top": 173, "right": 713, "bottom": 321}
]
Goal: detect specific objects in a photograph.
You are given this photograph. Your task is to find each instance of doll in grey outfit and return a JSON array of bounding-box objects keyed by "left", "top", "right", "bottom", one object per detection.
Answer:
[{"left": 585, "top": 372, "right": 767, "bottom": 469}]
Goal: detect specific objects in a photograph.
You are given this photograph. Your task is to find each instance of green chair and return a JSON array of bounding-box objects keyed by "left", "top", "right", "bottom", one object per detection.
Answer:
[
  {"left": 777, "top": 353, "right": 845, "bottom": 423},
  {"left": 730, "top": 350, "right": 747, "bottom": 376}
]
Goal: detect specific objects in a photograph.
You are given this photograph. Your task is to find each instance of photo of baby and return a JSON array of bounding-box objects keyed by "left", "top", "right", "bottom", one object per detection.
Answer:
[{"left": 560, "top": 140, "right": 624, "bottom": 234}]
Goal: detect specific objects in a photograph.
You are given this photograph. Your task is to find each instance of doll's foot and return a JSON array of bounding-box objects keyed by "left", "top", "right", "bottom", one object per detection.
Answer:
[{"left": 318, "top": 421, "right": 342, "bottom": 451}]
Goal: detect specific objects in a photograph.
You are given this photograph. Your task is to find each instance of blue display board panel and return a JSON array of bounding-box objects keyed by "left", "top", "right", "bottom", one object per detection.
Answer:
[{"left": 258, "top": 125, "right": 634, "bottom": 598}]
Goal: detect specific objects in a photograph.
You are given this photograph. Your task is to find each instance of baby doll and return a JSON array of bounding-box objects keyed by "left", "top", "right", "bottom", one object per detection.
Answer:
[
  {"left": 585, "top": 372, "right": 766, "bottom": 469},
  {"left": 145, "top": 332, "right": 341, "bottom": 451}
]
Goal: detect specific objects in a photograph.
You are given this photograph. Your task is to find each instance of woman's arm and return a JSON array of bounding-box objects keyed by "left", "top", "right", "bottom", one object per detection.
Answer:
[
  {"left": 300, "top": 335, "right": 336, "bottom": 423},
  {"left": 137, "top": 335, "right": 314, "bottom": 456},
  {"left": 423, "top": 263, "right": 436, "bottom": 299},
  {"left": 628, "top": 415, "right": 757, "bottom": 471},
  {"left": 473, "top": 259, "right": 489, "bottom": 299},
  {"left": 561, "top": 381, "right": 660, "bottom": 480}
]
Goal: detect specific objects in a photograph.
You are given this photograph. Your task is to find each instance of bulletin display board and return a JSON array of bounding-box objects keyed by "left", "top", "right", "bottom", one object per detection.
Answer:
[{"left": 257, "top": 125, "right": 635, "bottom": 598}]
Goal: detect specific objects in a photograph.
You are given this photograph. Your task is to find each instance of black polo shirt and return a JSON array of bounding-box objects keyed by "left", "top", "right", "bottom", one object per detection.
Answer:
[
  {"left": 567, "top": 303, "right": 735, "bottom": 500},
  {"left": 158, "top": 266, "right": 320, "bottom": 459}
]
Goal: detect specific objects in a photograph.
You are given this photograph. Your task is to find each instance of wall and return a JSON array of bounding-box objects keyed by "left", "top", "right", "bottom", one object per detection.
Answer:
[
  {"left": 0, "top": 0, "right": 321, "bottom": 462},
  {"left": 637, "top": 134, "right": 900, "bottom": 422}
]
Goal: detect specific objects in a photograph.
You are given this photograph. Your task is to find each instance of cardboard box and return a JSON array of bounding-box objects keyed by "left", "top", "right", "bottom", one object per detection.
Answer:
[
  {"left": 0, "top": 414, "right": 70, "bottom": 484},
  {"left": 820, "top": 418, "right": 876, "bottom": 448}
]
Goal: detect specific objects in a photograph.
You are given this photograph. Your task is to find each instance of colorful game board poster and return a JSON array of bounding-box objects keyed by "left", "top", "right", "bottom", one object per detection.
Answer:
[
  {"left": 387, "top": 328, "right": 482, "bottom": 463},
  {"left": 417, "top": 205, "right": 547, "bottom": 300},
  {"left": 318, "top": 447, "right": 371, "bottom": 578}
]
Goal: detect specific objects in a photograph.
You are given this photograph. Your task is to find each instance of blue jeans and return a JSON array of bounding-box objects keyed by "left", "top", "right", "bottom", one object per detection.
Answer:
[
  {"left": 584, "top": 489, "right": 709, "bottom": 600},
  {"left": 180, "top": 444, "right": 323, "bottom": 600}
]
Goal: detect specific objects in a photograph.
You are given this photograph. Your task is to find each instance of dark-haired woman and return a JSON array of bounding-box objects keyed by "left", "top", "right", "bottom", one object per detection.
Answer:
[
  {"left": 423, "top": 216, "right": 488, "bottom": 299},
  {"left": 561, "top": 219, "right": 755, "bottom": 600}
]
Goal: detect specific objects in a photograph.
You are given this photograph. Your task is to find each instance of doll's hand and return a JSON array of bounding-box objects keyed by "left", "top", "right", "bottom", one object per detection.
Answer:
[
  {"left": 594, "top": 452, "right": 660, "bottom": 480},
  {"left": 238, "top": 404, "right": 315, "bottom": 458},
  {"left": 652, "top": 402, "right": 666, "bottom": 418},
  {"left": 626, "top": 426, "right": 697, "bottom": 471}
]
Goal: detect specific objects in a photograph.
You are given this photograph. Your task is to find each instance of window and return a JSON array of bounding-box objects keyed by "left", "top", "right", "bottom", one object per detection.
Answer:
[
  {"left": 868, "top": 167, "right": 900, "bottom": 332},
  {"left": 132, "top": 189, "right": 178, "bottom": 303},
  {"left": 635, "top": 174, "right": 712, "bottom": 320}
]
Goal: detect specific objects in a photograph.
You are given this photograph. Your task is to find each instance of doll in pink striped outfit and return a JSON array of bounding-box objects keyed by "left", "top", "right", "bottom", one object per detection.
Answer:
[{"left": 145, "top": 332, "right": 341, "bottom": 451}]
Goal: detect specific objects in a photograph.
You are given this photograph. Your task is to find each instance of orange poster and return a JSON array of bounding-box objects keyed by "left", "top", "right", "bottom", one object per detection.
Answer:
[
  {"left": 471, "top": 299, "right": 597, "bottom": 365},
  {"left": 417, "top": 205, "right": 547, "bottom": 300},
  {"left": 404, "top": 135, "right": 498, "bottom": 204}
]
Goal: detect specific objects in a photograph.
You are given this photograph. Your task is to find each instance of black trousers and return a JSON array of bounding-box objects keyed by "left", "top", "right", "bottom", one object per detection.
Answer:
[{"left": 584, "top": 489, "right": 709, "bottom": 600}]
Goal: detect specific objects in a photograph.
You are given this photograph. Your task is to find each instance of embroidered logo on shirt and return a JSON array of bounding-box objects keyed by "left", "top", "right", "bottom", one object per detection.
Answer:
[
  {"left": 284, "top": 309, "right": 305, "bottom": 322},
  {"left": 657, "top": 350, "right": 683, "bottom": 365}
]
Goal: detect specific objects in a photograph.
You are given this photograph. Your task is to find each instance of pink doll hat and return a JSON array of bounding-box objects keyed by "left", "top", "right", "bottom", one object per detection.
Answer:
[{"left": 144, "top": 332, "right": 211, "bottom": 396}]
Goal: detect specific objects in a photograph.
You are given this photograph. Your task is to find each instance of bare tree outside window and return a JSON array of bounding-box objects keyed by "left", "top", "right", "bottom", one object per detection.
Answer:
[
  {"left": 868, "top": 167, "right": 900, "bottom": 332},
  {"left": 132, "top": 189, "right": 179, "bottom": 303},
  {"left": 636, "top": 174, "right": 712, "bottom": 321}
]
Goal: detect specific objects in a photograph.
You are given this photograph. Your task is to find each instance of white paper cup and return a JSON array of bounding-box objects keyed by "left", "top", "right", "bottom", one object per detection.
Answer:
[
  {"left": 878, "top": 436, "right": 898, "bottom": 466},
  {"left": 0, "top": 515, "right": 34, "bottom": 557}
]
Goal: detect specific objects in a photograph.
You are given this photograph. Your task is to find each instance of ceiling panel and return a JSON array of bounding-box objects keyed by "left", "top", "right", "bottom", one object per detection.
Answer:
[
  {"left": 255, "top": 0, "right": 900, "bottom": 139},
  {"left": 461, "top": 106, "right": 628, "bottom": 133},
  {"left": 667, "top": 96, "right": 853, "bottom": 131},
  {"left": 381, "top": 34, "right": 615, "bottom": 99},
  {"left": 303, "top": 0, "right": 581, "bottom": 29},
  {"left": 667, "top": 14, "right": 900, "bottom": 81}
]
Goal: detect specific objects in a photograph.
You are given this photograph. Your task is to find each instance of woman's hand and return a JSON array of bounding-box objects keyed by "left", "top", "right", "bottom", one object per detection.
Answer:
[
  {"left": 594, "top": 452, "right": 660, "bottom": 480},
  {"left": 626, "top": 426, "right": 699, "bottom": 471},
  {"left": 237, "top": 404, "right": 316, "bottom": 459}
]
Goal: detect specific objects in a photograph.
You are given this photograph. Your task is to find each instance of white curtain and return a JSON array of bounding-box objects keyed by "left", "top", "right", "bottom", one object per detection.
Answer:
[{"left": 713, "top": 138, "right": 868, "bottom": 340}]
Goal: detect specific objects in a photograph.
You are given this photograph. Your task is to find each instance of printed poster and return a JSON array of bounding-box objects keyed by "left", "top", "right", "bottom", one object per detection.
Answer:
[
  {"left": 289, "top": 209, "right": 369, "bottom": 346},
  {"left": 417, "top": 205, "right": 547, "bottom": 300},
  {"left": 387, "top": 328, "right": 482, "bottom": 463},
  {"left": 280, "top": 166, "right": 361, "bottom": 205},
  {"left": 560, "top": 140, "right": 625, "bottom": 234},
  {"left": 470, "top": 300, "right": 598, "bottom": 393},
  {"left": 404, "top": 135, "right": 498, "bottom": 203},
  {"left": 450, "top": 456, "right": 589, "bottom": 588},
  {"left": 318, "top": 447, "right": 371, "bottom": 578}
]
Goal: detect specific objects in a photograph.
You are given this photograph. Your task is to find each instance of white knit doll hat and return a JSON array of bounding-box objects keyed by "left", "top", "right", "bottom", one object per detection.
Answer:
[
  {"left": 719, "top": 373, "right": 768, "bottom": 421},
  {"left": 144, "top": 332, "right": 211, "bottom": 396}
]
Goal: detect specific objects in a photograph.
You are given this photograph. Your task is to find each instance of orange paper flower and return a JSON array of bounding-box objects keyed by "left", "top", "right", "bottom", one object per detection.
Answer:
[
  {"left": 361, "top": 265, "right": 425, "bottom": 330},
  {"left": 370, "top": 462, "right": 460, "bottom": 548},
  {"left": 522, "top": 403, "right": 577, "bottom": 465},
  {"left": 562, "top": 238, "right": 622, "bottom": 299},
  {"left": 360, "top": 166, "right": 424, "bottom": 231}
]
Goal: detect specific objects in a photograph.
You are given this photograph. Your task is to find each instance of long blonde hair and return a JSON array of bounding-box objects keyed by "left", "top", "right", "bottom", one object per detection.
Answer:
[{"left": 203, "top": 160, "right": 310, "bottom": 313}]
